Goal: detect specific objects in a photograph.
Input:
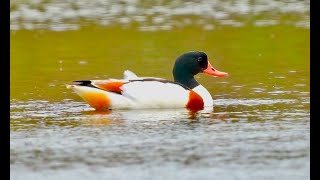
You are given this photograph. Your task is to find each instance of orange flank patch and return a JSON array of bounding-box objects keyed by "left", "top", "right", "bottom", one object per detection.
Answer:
[
  {"left": 81, "top": 92, "right": 110, "bottom": 110},
  {"left": 94, "top": 81, "right": 124, "bottom": 93},
  {"left": 186, "top": 90, "right": 204, "bottom": 111}
]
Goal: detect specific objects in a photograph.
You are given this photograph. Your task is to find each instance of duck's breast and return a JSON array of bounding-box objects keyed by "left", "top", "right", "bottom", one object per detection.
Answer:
[{"left": 192, "top": 85, "right": 213, "bottom": 107}]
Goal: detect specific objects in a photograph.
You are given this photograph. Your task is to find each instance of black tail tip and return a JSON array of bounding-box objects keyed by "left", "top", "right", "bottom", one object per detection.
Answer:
[{"left": 71, "top": 80, "right": 92, "bottom": 86}]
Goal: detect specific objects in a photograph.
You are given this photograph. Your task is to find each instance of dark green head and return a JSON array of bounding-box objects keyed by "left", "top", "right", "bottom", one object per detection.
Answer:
[{"left": 173, "top": 51, "right": 228, "bottom": 89}]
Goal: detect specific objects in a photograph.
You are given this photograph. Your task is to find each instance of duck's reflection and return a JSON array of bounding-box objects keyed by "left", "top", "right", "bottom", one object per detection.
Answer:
[
  {"left": 81, "top": 110, "right": 124, "bottom": 126},
  {"left": 80, "top": 105, "right": 229, "bottom": 126}
]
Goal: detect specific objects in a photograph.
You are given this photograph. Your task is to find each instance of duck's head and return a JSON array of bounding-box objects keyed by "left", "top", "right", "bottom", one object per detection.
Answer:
[{"left": 173, "top": 51, "right": 228, "bottom": 89}]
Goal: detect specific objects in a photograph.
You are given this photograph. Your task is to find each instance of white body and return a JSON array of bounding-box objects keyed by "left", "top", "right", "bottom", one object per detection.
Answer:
[{"left": 67, "top": 70, "right": 213, "bottom": 110}]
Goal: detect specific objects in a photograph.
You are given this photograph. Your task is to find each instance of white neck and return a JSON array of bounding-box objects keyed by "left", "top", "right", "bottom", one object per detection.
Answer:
[{"left": 192, "top": 85, "right": 213, "bottom": 107}]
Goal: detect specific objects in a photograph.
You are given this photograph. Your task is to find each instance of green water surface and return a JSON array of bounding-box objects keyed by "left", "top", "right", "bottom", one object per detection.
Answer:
[{"left": 11, "top": 25, "right": 309, "bottom": 102}]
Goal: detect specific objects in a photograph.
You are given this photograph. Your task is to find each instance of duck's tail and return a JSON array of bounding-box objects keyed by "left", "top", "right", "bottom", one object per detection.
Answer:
[
  {"left": 66, "top": 82, "right": 112, "bottom": 110},
  {"left": 66, "top": 80, "right": 134, "bottom": 110}
]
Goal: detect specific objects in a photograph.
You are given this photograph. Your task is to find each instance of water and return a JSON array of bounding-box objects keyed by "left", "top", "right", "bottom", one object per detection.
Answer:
[
  {"left": 10, "top": 98, "right": 310, "bottom": 179},
  {"left": 10, "top": 0, "right": 309, "bottom": 179}
]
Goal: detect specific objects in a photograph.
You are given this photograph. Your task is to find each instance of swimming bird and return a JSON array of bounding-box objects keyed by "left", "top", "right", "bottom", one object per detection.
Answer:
[{"left": 66, "top": 51, "right": 228, "bottom": 111}]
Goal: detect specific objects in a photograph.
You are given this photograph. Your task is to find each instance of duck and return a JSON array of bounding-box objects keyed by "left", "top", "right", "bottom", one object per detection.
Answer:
[{"left": 66, "top": 51, "right": 228, "bottom": 111}]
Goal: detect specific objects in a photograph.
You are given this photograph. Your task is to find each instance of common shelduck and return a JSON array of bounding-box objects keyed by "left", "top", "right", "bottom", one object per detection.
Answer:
[{"left": 66, "top": 51, "right": 228, "bottom": 111}]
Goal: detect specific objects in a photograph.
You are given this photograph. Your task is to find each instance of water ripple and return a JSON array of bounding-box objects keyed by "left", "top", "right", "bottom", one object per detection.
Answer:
[{"left": 10, "top": 97, "right": 309, "bottom": 179}]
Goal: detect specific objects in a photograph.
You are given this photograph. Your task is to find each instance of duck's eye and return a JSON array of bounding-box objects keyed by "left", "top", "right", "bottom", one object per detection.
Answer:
[{"left": 197, "top": 57, "right": 207, "bottom": 70}]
